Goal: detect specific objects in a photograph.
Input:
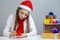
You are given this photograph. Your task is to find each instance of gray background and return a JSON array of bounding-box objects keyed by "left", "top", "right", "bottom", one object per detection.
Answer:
[{"left": 0, "top": 0, "right": 60, "bottom": 36}]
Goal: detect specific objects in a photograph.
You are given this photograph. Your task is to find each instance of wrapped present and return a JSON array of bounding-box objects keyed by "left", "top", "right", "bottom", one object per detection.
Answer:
[
  {"left": 44, "top": 19, "right": 51, "bottom": 24},
  {"left": 52, "top": 19, "right": 58, "bottom": 24},
  {"left": 49, "top": 12, "right": 54, "bottom": 15},
  {"left": 58, "top": 19, "right": 60, "bottom": 24},
  {"left": 52, "top": 27, "right": 58, "bottom": 33}
]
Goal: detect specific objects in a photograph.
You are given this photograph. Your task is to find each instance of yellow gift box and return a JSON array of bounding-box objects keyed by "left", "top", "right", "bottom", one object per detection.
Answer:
[{"left": 44, "top": 19, "right": 51, "bottom": 24}]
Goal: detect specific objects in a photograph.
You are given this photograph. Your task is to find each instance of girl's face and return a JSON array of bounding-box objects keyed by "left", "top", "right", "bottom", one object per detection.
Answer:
[{"left": 19, "top": 9, "right": 29, "bottom": 19}]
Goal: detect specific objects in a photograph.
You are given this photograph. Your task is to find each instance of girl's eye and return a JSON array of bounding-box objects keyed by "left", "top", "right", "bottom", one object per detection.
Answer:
[
  {"left": 25, "top": 14, "right": 28, "bottom": 16},
  {"left": 21, "top": 12, "right": 24, "bottom": 14}
]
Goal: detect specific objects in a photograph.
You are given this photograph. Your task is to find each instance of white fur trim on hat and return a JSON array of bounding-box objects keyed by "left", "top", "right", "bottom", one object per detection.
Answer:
[{"left": 19, "top": 5, "right": 31, "bottom": 12}]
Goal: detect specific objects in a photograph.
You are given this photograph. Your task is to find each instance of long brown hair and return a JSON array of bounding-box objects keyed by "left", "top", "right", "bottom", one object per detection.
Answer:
[{"left": 13, "top": 7, "right": 29, "bottom": 33}]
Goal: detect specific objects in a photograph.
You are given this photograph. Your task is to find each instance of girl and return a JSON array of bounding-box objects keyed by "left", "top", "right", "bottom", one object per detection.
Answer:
[{"left": 3, "top": 0, "right": 37, "bottom": 38}]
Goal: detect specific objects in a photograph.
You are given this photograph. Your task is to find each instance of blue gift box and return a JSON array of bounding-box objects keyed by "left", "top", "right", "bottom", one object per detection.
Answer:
[
  {"left": 58, "top": 19, "right": 60, "bottom": 24},
  {"left": 52, "top": 27, "right": 58, "bottom": 33}
]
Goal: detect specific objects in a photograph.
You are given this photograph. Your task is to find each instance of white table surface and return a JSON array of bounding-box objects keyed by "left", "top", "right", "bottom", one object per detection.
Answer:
[{"left": 0, "top": 35, "right": 60, "bottom": 40}]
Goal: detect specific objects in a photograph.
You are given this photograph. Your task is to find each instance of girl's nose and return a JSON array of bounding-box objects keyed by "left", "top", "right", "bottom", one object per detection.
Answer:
[{"left": 22, "top": 15, "right": 25, "bottom": 18}]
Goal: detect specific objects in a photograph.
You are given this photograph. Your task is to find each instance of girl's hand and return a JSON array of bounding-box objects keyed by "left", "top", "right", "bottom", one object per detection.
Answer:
[
  {"left": 10, "top": 31, "right": 16, "bottom": 37},
  {"left": 16, "top": 33, "right": 27, "bottom": 38}
]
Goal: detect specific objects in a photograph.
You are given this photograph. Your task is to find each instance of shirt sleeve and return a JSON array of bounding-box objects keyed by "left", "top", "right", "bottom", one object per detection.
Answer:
[{"left": 3, "top": 14, "right": 14, "bottom": 37}]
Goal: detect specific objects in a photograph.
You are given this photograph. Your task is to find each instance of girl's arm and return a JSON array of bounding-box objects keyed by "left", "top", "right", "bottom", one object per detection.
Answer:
[
  {"left": 26, "top": 15, "right": 37, "bottom": 37},
  {"left": 3, "top": 14, "right": 14, "bottom": 37}
]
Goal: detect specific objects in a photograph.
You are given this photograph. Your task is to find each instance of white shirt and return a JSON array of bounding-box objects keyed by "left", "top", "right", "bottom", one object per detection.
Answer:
[{"left": 3, "top": 14, "right": 37, "bottom": 37}]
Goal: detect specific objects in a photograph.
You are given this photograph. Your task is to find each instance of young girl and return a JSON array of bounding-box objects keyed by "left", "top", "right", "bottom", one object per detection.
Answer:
[{"left": 3, "top": 0, "right": 37, "bottom": 38}]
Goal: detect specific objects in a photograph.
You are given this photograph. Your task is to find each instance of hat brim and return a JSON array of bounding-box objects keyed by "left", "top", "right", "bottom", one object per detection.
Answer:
[{"left": 19, "top": 5, "right": 31, "bottom": 12}]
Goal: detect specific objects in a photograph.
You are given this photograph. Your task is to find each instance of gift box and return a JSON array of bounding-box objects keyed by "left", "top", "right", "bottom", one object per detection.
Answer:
[
  {"left": 44, "top": 19, "right": 51, "bottom": 24},
  {"left": 52, "top": 19, "right": 58, "bottom": 24}
]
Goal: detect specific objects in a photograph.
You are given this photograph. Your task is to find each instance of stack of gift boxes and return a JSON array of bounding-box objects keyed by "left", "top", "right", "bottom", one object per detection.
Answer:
[{"left": 42, "top": 12, "right": 60, "bottom": 38}]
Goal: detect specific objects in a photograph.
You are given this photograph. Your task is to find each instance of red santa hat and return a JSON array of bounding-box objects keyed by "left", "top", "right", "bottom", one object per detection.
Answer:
[{"left": 19, "top": 0, "right": 33, "bottom": 12}]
